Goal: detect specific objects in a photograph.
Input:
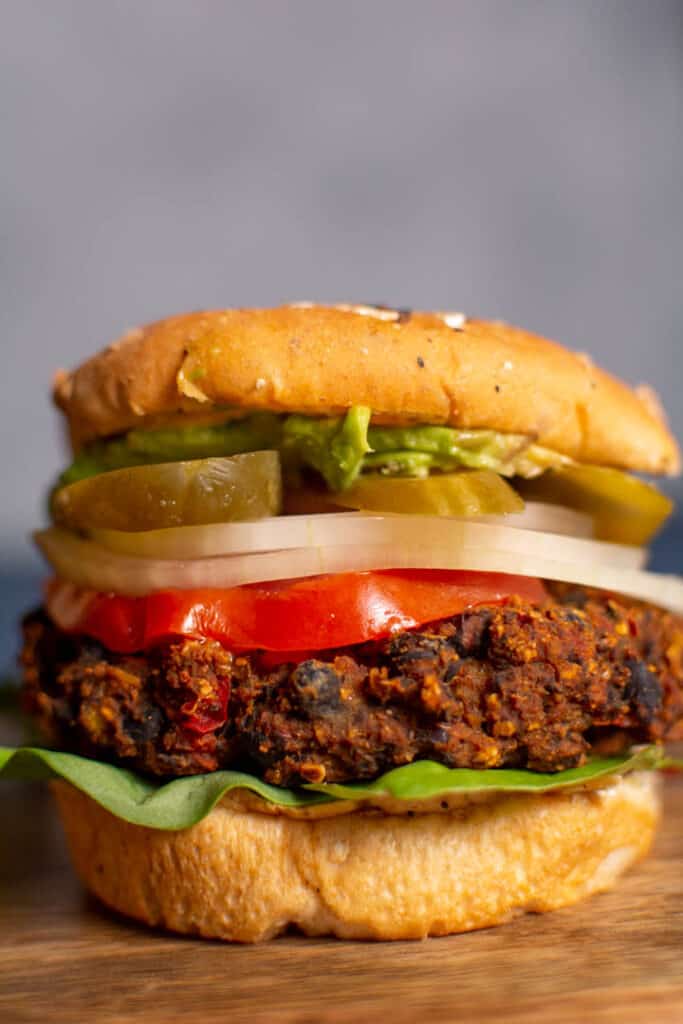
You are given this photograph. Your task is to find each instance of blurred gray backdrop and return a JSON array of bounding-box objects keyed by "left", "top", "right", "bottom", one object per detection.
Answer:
[{"left": 1, "top": 1, "right": 682, "bottom": 665}]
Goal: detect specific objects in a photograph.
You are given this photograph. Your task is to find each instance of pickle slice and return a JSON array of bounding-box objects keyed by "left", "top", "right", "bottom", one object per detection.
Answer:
[
  {"left": 51, "top": 452, "right": 282, "bottom": 532},
  {"left": 516, "top": 465, "right": 672, "bottom": 546},
  {"left": 319, "top": 470, "right": 524, "bottom": 517}
]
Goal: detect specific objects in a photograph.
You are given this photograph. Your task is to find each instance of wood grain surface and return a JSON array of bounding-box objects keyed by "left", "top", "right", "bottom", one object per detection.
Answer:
[{"left": 1, "top": 754, "right": 682, "bottom": 1022}]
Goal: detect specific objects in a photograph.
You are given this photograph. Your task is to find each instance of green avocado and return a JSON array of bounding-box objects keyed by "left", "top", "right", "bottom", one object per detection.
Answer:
[
  {"left": 57, "top": 406, "right": 564, "bottom": 494},
  {"left": 58, "top": 412, "right": 284, "bottom": 487}
]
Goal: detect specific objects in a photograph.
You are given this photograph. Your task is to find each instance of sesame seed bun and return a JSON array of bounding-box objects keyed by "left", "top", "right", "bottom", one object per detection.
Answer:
[
  {"left": 53, "top": 304, "right": 679, "bottom": 475},
  {"left": 53, "top": 772, "right": 659, "bottom": 942}
]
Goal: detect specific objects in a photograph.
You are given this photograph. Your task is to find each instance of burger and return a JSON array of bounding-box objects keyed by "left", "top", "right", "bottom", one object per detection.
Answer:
[{"left": 3, "top": 303, "right": 683, "bottom": 941}]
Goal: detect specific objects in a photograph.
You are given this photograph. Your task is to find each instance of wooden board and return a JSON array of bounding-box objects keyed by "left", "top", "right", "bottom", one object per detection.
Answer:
[{"left": 1, "top": 771, "right": 682, "bottom": 1023}]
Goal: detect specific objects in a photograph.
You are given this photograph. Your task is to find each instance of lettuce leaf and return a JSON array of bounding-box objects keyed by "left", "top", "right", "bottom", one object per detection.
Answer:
[{"left": 0, "top": 745, "right": 668, "bottom": 831}]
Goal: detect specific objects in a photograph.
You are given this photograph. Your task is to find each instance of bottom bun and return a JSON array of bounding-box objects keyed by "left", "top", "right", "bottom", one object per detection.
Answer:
[{"left": 52, "top": 773, "right": 660, "bottom": 942}]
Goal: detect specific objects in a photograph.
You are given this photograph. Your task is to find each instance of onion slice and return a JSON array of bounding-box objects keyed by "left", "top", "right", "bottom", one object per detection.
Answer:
[
  {"left": 89, "top": 501, "right": 602, "bottom": 561},
  {"left": 34, "top": 521, "right": 683, "bottom": 613},
  {"left": 476, "top": 502, "right": 593, "bottom": 538}
]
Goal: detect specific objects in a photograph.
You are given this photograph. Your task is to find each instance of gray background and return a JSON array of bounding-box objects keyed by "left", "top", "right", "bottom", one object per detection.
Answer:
[{"left": 1, "top": 1, "right": 682, "bottom": 665}]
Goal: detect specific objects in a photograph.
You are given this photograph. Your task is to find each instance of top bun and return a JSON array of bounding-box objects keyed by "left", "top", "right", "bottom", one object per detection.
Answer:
[{"left": 54, "top": 304, "right": 680, "bottom": 475}]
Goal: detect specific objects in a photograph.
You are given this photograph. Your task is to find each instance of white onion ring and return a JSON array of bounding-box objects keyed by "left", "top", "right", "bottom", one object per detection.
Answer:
[
  {"left": 85, "top": 510, "right": 622, "bottom": 567},
  {"left": 477, "top": 502, "right": 593, "bottom": 538},
  {"left": 34, "top": 522, "right": 683, "bottom": 613},
  {"left": 90, "top": 502, "right": 595, "bottom": 561}
]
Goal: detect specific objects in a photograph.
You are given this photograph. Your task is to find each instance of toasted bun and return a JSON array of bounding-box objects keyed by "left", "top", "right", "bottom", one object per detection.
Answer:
[
  {"left": 53, "top": 772, "right": 659, "bottom": 942},
  {"left": 53, "top": 305, "right": 679, "bottom": 474}
]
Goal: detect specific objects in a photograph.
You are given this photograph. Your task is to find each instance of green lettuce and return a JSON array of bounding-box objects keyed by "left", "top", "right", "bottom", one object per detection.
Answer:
[
  {"left": 57, "top": 407, "right": 565, "bottom": 493},
  {"left": 0, "top": 745, "right": 671, "bottom": 831}
]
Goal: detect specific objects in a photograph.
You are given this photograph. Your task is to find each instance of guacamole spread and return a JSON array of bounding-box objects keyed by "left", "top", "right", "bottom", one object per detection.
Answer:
[{"left": 58, "top": 406, "right": 565, "bottom": 493}]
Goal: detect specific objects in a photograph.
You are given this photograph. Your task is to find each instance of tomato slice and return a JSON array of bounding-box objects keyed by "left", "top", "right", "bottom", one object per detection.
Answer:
[{"left": 45, "top": 571, "right": 548, "bottom": 655}]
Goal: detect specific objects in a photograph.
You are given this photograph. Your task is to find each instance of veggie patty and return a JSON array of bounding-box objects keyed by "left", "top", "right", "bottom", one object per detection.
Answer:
[{"left": 21, "top": 585, "right": 683, "bottom": 786}]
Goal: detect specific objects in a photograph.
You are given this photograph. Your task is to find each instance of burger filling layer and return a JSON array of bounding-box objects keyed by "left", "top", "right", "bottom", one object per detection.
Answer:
[{"left": 19, "top": 406, "right": 683, "bottom": 800}]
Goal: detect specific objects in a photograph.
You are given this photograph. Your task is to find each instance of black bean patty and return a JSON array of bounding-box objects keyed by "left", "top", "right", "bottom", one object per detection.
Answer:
[{"left": 21, "top": 585, "right": 683, "bottom": 785}]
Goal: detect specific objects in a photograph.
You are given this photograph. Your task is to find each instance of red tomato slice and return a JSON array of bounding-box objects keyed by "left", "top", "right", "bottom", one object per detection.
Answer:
[{"left": 45, "top": 571, "right": 548, "bottom": 655}]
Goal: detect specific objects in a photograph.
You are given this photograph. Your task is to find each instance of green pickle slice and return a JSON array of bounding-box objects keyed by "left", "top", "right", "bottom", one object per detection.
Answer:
[
  {"left": 51, "top": 451, "right": 282, "bottom": 532},
  {"left": 325, "top": 470, "right": 524, "bottom": 516},
  {"left": 517, "top": 464, "right": 672, "bottom": 546}
]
